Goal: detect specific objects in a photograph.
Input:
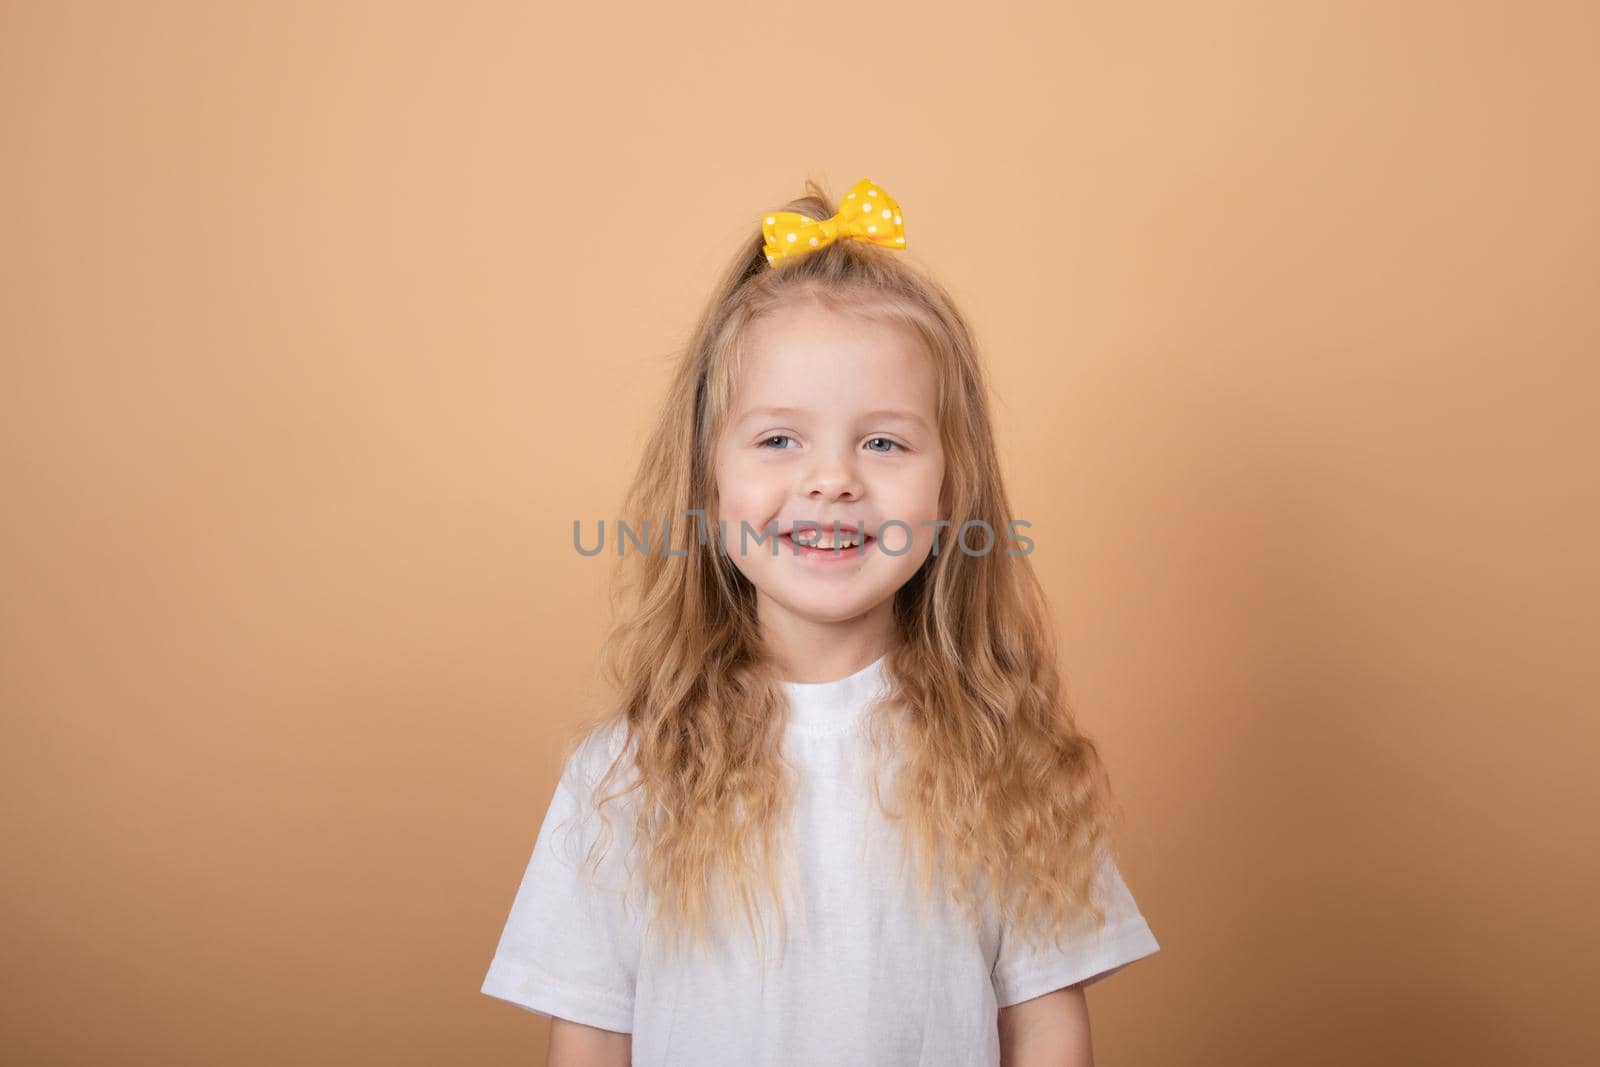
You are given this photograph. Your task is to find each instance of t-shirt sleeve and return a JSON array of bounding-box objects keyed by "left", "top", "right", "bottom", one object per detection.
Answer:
[
  {"left": 480, "top": 724, "right": 645, "bottom": 1033},
  {"left": 990, "top": 850, "right": 1161, "bottom": 1008}
]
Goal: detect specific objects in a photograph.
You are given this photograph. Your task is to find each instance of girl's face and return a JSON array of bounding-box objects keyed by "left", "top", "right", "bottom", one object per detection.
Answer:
[{"left": 713, "top": 300, "right": 946, "bottom": 631}]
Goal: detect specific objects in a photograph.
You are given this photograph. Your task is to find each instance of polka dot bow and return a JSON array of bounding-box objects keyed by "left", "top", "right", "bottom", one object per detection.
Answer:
[{"left": 761, "top": 177, "right": 907, "bottom": 265}]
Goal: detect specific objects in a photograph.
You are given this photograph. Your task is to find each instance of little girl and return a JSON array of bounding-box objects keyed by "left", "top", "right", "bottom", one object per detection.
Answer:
[{"left": 481, "top": 177, "right": 1160, "bottom": 1066}]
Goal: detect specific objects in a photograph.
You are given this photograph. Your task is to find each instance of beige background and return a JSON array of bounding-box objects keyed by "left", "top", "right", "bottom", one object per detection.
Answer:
[{"left": 3, "top": 2, "right": 1596, "bottom": 1064}]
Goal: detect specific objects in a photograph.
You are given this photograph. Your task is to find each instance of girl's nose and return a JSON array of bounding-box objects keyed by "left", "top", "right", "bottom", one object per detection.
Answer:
[{"left": 803, "top": 453, "right": 863, "bottom": 501}]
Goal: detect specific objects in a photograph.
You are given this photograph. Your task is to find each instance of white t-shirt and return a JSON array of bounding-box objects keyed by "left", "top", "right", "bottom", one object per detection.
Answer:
[{"left": 481, "top": 653, "right": 1160, "bottom": 1064}]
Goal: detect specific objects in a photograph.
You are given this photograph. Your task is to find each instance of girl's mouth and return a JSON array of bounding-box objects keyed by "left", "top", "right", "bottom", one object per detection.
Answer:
[{"left": 778, "top": 530, "right": 876, "bottom": 561}]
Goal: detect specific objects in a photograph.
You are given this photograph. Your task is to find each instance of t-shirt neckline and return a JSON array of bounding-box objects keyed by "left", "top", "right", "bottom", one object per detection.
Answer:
[{"left": 781, "top": 653, "right": 890, "bottom": 737}]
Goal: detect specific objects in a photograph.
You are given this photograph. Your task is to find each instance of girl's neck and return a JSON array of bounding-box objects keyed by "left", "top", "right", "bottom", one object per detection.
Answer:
[{"left": 758, "top": 596, "right": 894, "bottom": 685}]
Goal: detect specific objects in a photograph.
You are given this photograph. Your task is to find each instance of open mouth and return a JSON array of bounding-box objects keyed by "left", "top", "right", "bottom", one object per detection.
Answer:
[{"left": 779, "top": 530, "right": 876, "bottom": 558}]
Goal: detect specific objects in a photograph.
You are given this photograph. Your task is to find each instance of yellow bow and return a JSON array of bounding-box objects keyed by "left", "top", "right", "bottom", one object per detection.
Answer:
[{"left": 762, "top": 177, "right": 907, "bottom": 265}]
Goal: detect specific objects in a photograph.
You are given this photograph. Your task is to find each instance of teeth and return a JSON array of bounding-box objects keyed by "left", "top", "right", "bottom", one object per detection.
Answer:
[{"left": 793, "top": 530, "right": 863, "bottom": 548}]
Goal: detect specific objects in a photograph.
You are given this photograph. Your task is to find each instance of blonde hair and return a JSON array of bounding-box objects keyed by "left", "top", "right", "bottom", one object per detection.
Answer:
[{"left": 559, "top": 177, "right": 1127, "bottom": 968}]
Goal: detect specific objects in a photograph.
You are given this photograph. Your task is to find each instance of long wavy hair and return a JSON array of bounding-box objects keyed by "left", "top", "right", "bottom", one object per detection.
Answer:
[{"left": 558, "top": 177, "right": 1127, "bottom": 968}]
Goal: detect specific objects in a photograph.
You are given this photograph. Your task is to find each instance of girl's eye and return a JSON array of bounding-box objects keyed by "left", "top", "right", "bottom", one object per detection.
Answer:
[{"left": 758, "top": 435, "right": 904, "bottom": 452}]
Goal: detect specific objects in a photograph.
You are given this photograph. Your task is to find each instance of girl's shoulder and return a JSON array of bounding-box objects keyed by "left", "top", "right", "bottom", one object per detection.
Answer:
[{"left": 559, "top": 715, "right": 639, "bottom": 797}]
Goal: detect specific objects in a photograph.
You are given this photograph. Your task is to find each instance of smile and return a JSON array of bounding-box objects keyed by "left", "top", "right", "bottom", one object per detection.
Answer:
[{"left": 779, "top": 530, "right": 876, "bottom": 560}]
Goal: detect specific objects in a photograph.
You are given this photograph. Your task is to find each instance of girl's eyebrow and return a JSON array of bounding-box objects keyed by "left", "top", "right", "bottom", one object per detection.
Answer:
[
  {"left": 861, "top": 407, "right": 930, "bottom": 429},
  {"left": 739, "top": 405, "right": 807, "bottom": 421},
  {"left": 738, "top": 404, "right": 929, "bottom": 430}
]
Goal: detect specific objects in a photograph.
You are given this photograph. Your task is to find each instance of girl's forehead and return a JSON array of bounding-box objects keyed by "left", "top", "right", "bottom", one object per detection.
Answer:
[
  {"left": 719, "top": 298, "right": 941, "bottom": 429},
  {"left": 739, "top": 308, "right": 929, "bottom": 378},
  {"left": 724, "top": 368, "right": 938, "bottom": 436},
  {"left": 746, "top": 297, "right": 901, "bottom": 343}
]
